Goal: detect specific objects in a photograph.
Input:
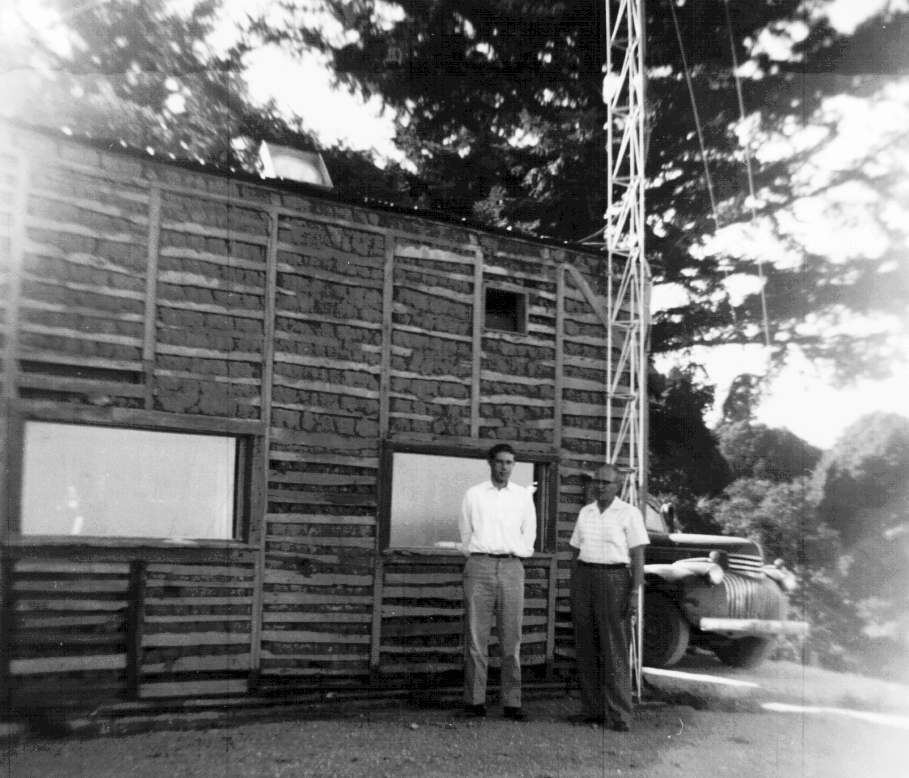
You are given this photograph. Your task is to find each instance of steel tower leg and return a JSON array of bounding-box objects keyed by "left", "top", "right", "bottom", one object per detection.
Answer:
[{"left": 602, "top": 0, "right": 651, "bottom": 702}]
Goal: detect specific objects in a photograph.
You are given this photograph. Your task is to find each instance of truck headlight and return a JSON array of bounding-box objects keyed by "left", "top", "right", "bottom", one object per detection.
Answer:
[
  {"left": 709, "top": 550, "right": 728, "bottom": 568},
  {"left": 707, "top": 563, "right": 724, "bottom": 586},
  {"left": 780, "top": 570, "right": 798, "bottom": 592}
]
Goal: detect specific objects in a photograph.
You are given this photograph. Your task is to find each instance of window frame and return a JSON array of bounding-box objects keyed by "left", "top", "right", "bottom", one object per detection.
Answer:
[
  {"left": 483, "top": 284, "right": 529, "bottom": 335},
  {"left": 377, "top": 439, "right": 559, "bottom": 555},
  {"left": 2, "top": 402, "right": 264, "bottom": 545}
]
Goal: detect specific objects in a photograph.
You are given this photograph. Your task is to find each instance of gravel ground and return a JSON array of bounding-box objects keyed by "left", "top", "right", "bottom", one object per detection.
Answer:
[{"left": 5, "top": 661, "right": 909, "bottom": 778}]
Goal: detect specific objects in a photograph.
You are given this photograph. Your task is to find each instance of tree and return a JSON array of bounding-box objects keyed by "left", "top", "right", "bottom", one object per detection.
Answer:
[
  {"left": 716, "top": 420, "right": 822, "bottom": 482},
  {"left": 0, "top": 0, "right": 254, "bottom": 164},
  {"left": 0, "top": 1, "right": 418, "bottom": 200},
  {"left": 257, "top": 1, "right": 909, "bottom": 382},
  {"left": 720, "top": 373, "right": 764, "bottom": 425},
  {"left": 811, "top": 412, "right": 909, "bottom": 545},
  {"left": 709, "top": 476, "right": 838, "bottom": 565},
  {"left": 648, "top": 367, "right": 729, "bottom": 531}
]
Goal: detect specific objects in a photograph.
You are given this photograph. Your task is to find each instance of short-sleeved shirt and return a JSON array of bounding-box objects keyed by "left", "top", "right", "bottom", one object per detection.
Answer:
[
  {"left": 569, "top": 497, "right": 649, "bottom": 564},
  {"left": 460, "top": 481, "right": 537, "bottom": 558}
]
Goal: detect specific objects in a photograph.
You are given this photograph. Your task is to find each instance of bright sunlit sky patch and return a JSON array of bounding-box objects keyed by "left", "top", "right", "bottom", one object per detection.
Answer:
[{"left": 209, "top": 0, "right": 403, "bottom": 162}]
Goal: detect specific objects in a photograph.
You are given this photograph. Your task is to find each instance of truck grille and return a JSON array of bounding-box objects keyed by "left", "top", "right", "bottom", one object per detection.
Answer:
[
  {"left": 724, "top": 573, "right": 785, "bottom": 620},
  {"left": 727, "top": 553, "right": 764, "bottom": 576}
]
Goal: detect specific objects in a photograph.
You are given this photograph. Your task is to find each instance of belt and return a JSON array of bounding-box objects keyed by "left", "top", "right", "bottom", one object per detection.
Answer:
[
  {"left": 578, "top": 561, "right": 628, "bottom": 569},
  {"left": 472, "top": 553, "right": 521, "bottom": 559}
]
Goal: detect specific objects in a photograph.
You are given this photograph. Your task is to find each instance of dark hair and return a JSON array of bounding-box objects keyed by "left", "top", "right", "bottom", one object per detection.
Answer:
[{"left": 486, "top": 443, "right": 516, "bottom": 462}]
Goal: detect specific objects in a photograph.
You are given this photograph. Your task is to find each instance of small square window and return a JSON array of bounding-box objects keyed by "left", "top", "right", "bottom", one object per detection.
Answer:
[
  {"left": 20, "top": 422, "right": 243, "bottom": 540},
  {"left": 484, "top": 287, "right": 527, "bottom": 334}
]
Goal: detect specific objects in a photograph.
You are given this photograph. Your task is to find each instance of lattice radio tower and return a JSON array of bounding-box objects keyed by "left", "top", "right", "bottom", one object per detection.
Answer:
[
  {"left": 590, "top": 0, "right": 651, "bottom": 508},
  {"left": 597, "top": 0, "right": 651, "bottom": 697}
]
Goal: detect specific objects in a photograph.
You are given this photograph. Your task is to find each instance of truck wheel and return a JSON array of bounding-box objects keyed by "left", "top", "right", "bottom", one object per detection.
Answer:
[
  {"left": 713, "top": 637, "right": 776, "bottom": 669},
  {"left": 643, "top": 591, "right": 690, "bottom": 667}
]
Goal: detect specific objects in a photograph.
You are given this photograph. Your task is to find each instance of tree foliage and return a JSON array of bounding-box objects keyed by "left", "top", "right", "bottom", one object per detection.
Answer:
[
  {"left": 811, "top": 412, "right": 909, "bottom": 545},
  {"left": 716, "top": 420, "right": 822, "bottom": 482},
  {"left": 648, "top": 367, "right": 729, "bottom": 531},
  {"left": 0, "top": 1, "right": 419, "bottom": 201},
  {"left": 260, "top": 0, "right": 909, "bottom": 382},
  {"left": 0, "top": 0, "right": 254, "bottom": 163},
  {"left": 709, "top": 476, "right": 837, "bottom": 565}
]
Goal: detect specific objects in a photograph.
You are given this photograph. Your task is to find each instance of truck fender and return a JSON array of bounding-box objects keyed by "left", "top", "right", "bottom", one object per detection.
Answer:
[
  {"left": 645, "top": 559, "right": 724, "bottom": 585},
  {"left": 761, "top": 564, "right": 798, "bottom": 592}
]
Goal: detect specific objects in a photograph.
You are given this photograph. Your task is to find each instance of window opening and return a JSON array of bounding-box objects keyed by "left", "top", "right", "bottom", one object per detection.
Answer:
[
  {"left": 20, "top": 422, "right": 239, "bottom": 540},
  {"left": 384, "top": 448, "right": 554, "bottom": 552},
  {"left": 484, "top": 287, "right": 527, "bottom": 333}
]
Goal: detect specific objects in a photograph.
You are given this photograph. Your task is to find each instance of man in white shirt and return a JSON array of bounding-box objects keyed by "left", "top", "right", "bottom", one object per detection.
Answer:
[
  {"left": 460, "top": 443, "right": 537, "bottom": 721},
  {"left": 569, "top": 464, "right": 648, "bottom": 731}
]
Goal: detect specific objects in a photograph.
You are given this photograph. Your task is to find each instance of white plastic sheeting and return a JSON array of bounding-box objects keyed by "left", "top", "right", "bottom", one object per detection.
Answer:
[{"left": 21, "top": 421, "right": 236, "bottom": 540}]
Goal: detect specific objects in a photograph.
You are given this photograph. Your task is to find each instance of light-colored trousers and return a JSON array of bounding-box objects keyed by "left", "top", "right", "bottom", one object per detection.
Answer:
[{"left": 463, "top": 554, "right": 525, "bottom": 708}]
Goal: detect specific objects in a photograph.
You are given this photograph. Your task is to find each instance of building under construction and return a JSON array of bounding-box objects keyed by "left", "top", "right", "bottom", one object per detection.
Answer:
[{"left": 0, "top": 115, "right": 650, "bottom": 716}]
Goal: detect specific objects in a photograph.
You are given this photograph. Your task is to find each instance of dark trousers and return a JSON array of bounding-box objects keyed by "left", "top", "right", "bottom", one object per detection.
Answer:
[{"left": 570, "top": 563, "right": 633, "bottom": 724}]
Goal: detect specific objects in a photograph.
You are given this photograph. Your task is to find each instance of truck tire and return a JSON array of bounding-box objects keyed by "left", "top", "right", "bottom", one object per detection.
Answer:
[
  {"left": 643, "top": 591, "right": 691, "bottom": 667},
  {"left": 713, "top": 636, "right": 776, "bottom": 669}
]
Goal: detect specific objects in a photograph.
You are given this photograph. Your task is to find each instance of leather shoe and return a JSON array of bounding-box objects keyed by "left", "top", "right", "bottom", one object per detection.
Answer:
[
  {"left": 464, "top": 703, "right": 487, "bottom": 718},
  {"left": 503, "top": 706, "right": 527, "bottom": 722},
  {"left": 568, "top": 713, "right": 605, "bottom": 726}
]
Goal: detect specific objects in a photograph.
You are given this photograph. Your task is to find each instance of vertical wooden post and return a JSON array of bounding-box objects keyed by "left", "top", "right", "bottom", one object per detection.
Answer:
[
  {"left": 470, "top": 249, "right": 484, "bottom": 438},
  {"left": 142, "top": 183, "right": 162, "bottom": 409},
  {"left": 125, "top": 560, "right": 147, "bottom": 700},
  {"left": 1, "top": 155, "right": 29, "bottom": 542},
  {"left": 0, "top": 400, "right": 8, "bottom": 543},
  {"left": 0, "top": 549, "right": 15, "bottom": 710},
  {"left": 545, "top": 554, "right": 559, "bottom": 680},
  {"left": 2, "top": 154, "right": 28, "bottom": 403},
  {"left": 369, "top": 555, "right": 385, "bottom": 681},
  {"left": 554, "top": 265, "right": 565, "bottom": 451},
  {"left": 248, "top": 201, "right": 280, "bottom": 690},
  {"left": 370, "top": 235, "right": 396, "bottom": 684},
  {"left": 379, "top": 235, "right": 395, "bottom": 436}
]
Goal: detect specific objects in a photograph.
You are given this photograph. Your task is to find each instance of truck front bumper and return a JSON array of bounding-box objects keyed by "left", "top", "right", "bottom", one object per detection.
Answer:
[{"left": 699, "top": 618, "right": 809, "bottom": 638}]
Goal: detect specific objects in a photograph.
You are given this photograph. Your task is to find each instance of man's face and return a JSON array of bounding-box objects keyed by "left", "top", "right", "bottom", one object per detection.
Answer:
[
  {"left": 489, "top": 451, "right": 516, "bottom": 486},
  {"left": 585, "top": 472, "right": 621, "bottom": 505}
]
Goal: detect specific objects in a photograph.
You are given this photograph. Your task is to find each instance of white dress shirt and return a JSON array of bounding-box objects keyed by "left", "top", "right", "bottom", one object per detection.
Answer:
[
  {"left": 460, "top": 480, "right": 537, "bottom": 558},
  {"left": 569, "top": 497, "right": 649, "bottom": 564}
]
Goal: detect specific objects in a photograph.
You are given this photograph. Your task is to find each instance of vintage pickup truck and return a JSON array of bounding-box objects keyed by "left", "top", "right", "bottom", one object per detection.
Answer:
[{"left": 641, "top": 502, "right": 809, "bottom": 668}]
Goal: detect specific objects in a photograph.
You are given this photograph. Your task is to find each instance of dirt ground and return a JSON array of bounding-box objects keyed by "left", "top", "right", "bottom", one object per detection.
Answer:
[{"left": 5, "top": 659, "right": 909, "bottom": 778}]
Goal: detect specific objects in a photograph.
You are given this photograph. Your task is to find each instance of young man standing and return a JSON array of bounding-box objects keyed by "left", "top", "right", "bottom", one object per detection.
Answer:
[
  {"left": 460, "top": 443, "right": 537, "bottom": 721},
  {"left": 569, "top": 464, "right": 648, "bottom": 731}
]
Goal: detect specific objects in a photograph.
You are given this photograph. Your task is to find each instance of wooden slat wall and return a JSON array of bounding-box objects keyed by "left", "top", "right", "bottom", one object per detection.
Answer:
[
  {"left": 389, "top": 239, "right": 476, "bottom": 439},
  {"left": 0, "top": 123, "right": 631, "bottom": 696},
  {"left": 480, "top": 249, "right": 559, "bottom": 447},
  {"left": 4, "top": 548, "right": 257, "bottom": 702},
  {"left": 140, "top": 558, "right": 256, "bottom": 698},
  {"left": 16, "top": 156, "right": 148, "bottom": 405},
  {"left": 154, "top": 189, "right": 267, "bottom": 418},
  {"left": 7, "top": 558, "right": 134, "bottom": 705}
]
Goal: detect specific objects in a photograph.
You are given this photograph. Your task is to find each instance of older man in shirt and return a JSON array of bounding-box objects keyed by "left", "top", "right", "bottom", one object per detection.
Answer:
[
  {"left": 569, "top": 464, "right": 648, "bottom": 731},
  {"left": 460, "top": 443, "right": 536, "bottom": 721}
]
